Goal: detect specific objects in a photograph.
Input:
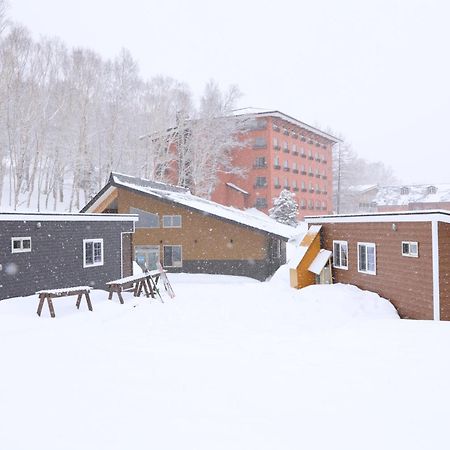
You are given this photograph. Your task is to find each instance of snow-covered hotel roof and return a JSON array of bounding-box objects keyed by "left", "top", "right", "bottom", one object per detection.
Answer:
[
  {"left": 233, "top": 108, "right": 342, "bottom": 144},
  {"left": 82, "top": 172, "right": 300, "bottom": 240}
]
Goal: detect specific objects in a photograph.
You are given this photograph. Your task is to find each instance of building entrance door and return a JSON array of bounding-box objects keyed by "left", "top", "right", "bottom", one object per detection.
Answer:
[{"left": 135, "top": 245, "right": 160, "bottom": 270}]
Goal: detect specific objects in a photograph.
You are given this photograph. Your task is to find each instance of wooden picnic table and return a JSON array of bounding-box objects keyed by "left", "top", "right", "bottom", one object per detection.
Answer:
[
  {"left": 106, "top": 270, "right": 164, "bottom": 304},
  {"left": 36, "top": 286, "right": 93, "bottom": 318}
]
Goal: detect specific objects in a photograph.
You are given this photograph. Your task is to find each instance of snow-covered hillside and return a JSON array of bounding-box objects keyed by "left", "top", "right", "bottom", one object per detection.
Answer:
[{"left": 2, "top": 270, "right": 450, "bottom": 450}]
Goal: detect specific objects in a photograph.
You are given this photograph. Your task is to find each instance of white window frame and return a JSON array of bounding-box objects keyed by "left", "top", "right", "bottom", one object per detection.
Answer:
[
  {"left": 11, "top": 237, "right": 32, "bottom": 253},
  {"left": 162, "top": 215, "right": 182, "bottom": 228},
  {"left": 357, "top": 242, "right": 376, "bottom": 275},
  {"left": 163, "top": 245, "right": 183, "bottom": 268},
  {"left": 83, "top": 239, "right": 104, "bottom": 268},
  {"left": 333, "top": 240, "right": 348, "bottom": 270},
  {"left": 402, "top": 241, "right": 419, "bottom": 257}
]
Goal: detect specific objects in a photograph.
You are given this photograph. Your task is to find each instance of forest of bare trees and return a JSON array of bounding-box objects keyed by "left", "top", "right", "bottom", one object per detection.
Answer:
[{"left": 0, "top": 1, "right": 247, "bottom": 211}]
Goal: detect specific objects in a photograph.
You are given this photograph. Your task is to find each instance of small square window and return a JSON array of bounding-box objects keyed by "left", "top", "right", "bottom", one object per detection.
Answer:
[
  {"left": 11, "top": 237, "right": 32, "bottom": 253},
  {"left": 163, "top": 245, "right": 182, "bottom": 267},
  {"left": 402, "top": 241, "right": 418, "bottom": 257},
  {"left": 163, "top": 215, "right": 182, "bottom": 228}
]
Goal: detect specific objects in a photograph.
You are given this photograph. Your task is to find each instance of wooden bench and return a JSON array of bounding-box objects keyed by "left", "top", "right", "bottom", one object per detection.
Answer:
[
  {"left": 106, "top": 270, "right": 164, "bottom": 304},
  {"left": 36, "top": 286, "right": 93, "bottom": 318}
]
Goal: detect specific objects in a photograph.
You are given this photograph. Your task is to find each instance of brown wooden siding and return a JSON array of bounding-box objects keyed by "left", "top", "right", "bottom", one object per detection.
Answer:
[
  {"left": 115, "top": 189, "right": 268, "bottom": 262},
  {"left": 315, "top": 221, "right": 434, "bottom": 320},
  {"left": 439, "top": 222, "right": 450, "bottom": 320}
]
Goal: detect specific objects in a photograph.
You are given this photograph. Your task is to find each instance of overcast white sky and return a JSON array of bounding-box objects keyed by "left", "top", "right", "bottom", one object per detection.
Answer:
[{"left": 8, "top": 0, "right": 450, "bottom": 184}]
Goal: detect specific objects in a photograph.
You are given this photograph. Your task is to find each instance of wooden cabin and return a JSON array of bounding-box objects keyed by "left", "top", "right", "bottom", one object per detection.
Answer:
[
  {"left": 81, "top": 173, "right": 297, "bottom": 281},
  {"left": 0, "top": 212, "right": 137, "bottom": 300},
  {"left": 306, "top": 210, "right": 450, "bottom": 321}
]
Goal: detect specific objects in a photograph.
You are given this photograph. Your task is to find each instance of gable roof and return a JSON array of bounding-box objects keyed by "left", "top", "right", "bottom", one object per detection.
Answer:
[{"left": 81, "top": 172, "right": 300, "bottom": 240}]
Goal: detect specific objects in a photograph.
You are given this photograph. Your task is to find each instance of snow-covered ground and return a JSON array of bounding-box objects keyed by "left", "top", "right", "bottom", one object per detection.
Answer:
[{"left": 1, "top": 270, "right": 450, "bottom": 450}]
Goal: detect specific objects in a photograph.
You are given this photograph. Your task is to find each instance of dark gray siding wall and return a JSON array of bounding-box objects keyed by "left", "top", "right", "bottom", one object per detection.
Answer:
[{"left": 0, "top": 220, "right": 133, "bottom": 300}]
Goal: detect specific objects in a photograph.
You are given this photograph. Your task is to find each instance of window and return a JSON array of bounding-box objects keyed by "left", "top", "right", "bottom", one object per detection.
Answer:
[
  {"left": 274, "top": 177, "right": 280, "bottom": 188},
  {"left": 163, "top": 215, "right": 182, "bottom": 228},
  {"left": 255, "top": 176, "right": 267, "bottom": 187},
  {"left": 253, "top": 137, "right": 267, "bottom": 148},
  {"left": 358, "top": 242, "right": 376, "bottom": 275},
  {"left": 11, "top": 237, "right": 31, "bottom": 253},
  {"left": 400, "top": 186, "right": 410, "bottom": 195},
  {"left": 273, "top": 137, "right": 279, "bottom": 148},
  {"left": 163, "top": 245, "right": 182, "bottom": 267},
  {"left": 130, "top": 207, "right": 159, "bottom": 228},
  {"left": 283, "top": 160, "right": 289, "bottom": 169},
  {"left": 402, "top": 241, "right": 419, "bottom": 257},
  {"left": 83, "top": 239, "right": 104, "bottom": 268},
  {"left": 255, "top": 156, "right": 267, "bottom": 168},
  {"left": 255, "top": 197, "right": 268, "bottom": 209},
  {"left": 427, "top": 186, "right": 437, "bottom": 195},
  {"left": 284, "top": 178, "right": 289, "bottom": 188},
  {"left": 333, "top": 241, "right": 348, "bottom": 269}
]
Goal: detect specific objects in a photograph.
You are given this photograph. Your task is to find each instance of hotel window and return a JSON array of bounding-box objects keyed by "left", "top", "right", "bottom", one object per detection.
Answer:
[
  {"left": 255, "top": 156, "right": 267, "bottom": 168},
  {"left": 333, "top": 241, "right": 348, "bottom": 269},
  {"left": 301, "top": 181, "right": 306, "bottom": 190},
  {"left": 402, "top": 241, "right": 418, "bottom": 257},
  {"left": 254, "top": 137, "right": 267, "bottom": 148},
  {"left": 292, "top": 144, "right": 298, "bottom": 153},
  {"left": 11, "top": 237, "right": 32, "bottom": 253},
  {"left": 273, "top": 137, "right": 280, "bottom": 149},
  {"left": 283, "top": 160, "right": 289, "bottom": 169},
  {"left": 293, "top": 162, "right": 297, "bottom": 170},
  {"left": 274, "top": 176, "right": 280, "bottom": 188},
  {"left": 255, "top": 197, "right": 268, "bottom": 209},
  {"left": 292, "top": 180, "right": 298, "bottom": 189},
  {"left": 358, "top": 243, "right": 376, "bottom": 275},
  {"left": 284, "top": 178, "right": 289, "bottom": 188},
  {"left": 83, "top": 239, "right": 104, "bottom": 268},
  {"left": 274, "top": 156, "right": 280, "bottom": 167},
  {"left": 163, "top": 215, "right": 182, "bottom": 228},
  {"left": 255, "top": 176, "right": 267, "bottom": 187},
  {"left": 163, "top": 245, "right": 182, "bottom": 268}
]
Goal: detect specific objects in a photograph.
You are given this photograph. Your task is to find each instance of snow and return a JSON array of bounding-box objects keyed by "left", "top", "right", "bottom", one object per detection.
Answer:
[
  {"left": 308, "top": 248, "right": 332, "bottom": 274},
  {"left": 36, "top": 286, "right": 92, "bottom": 294},
  {"left": 288, "top": 224, "right": 322, "bottom": 269},
  {"left": 374, "top": 183, "right": 450, "bottom": 206},
  {"left": 110, "top": 173, "right": 300, "bottom": 239},
  {"left": 225, "top": 182, "right": 249, "bottom": 195},
  {"left": 4, "top": 268, "right": 450, "bottom": 450}
]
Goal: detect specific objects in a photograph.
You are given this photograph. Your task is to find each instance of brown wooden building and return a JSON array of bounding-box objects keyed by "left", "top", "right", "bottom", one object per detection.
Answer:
[
  {"left": 81, "top": 173, "right": 297, "bottom": 281},
  {"left": 306, "top": 210, "right": 450, "bottom": 320}
]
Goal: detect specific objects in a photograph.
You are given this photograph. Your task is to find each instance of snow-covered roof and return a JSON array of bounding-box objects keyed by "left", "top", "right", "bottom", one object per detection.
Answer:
[
  {"left": 105, "top": 173, "right": 299, "bottom": 240},
  {"left": 373, "top": 184, "right": 450, "bottom": 206},
  {"left": 305, "top": 210, "right": 450, "bottom": 224},
  {"left": 232, "top": 109, "right": 341, "bottom": 144},
  {"left": 225, "top": 182, "right": 249, "bottom": 195},
  {"left": 308, "top": 249, "right": 332, "bottom": 275},
  {"left": 348, "top": 184, "right": 378, "bottom": 193},
  {"left": 0, "top": 211, "right": 138, "bottom": 222},
  {"left": 288, "top": 225, "right": 322, "bottom": 269}
]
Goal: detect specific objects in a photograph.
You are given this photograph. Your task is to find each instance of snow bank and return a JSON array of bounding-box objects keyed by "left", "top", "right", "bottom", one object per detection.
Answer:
[{"left": 293, "top": 283, "right": 399, "bottom": 321}]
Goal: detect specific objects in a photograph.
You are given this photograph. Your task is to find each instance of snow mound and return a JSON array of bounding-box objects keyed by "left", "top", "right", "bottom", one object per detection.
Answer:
[{"left": 294, "top": 283, "right": 399, "bottom": 321}]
